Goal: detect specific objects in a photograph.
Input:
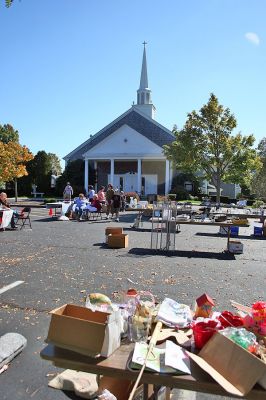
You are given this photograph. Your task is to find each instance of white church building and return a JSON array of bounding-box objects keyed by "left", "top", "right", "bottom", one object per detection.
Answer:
[
  {"left": 64, "top": 45, "right": 241, "bottom": 200},
  {"left": 64, "top": 44, "right": 175, "bottom": 196}
]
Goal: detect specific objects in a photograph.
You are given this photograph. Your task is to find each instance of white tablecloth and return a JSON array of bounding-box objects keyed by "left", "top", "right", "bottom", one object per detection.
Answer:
[{"left": 0, "top": 209, "right": 14, "bottom": 229}]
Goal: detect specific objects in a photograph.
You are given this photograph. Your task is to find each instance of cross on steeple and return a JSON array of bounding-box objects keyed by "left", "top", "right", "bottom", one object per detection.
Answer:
[{"left": 143, "top": 41, "right": 147, "bottom": 47}]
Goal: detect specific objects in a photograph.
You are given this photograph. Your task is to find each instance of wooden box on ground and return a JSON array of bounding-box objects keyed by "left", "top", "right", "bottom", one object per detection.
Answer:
[
  {"left": 45, "top": 304, "right": 121, "bottom": 358},
  {"left": 188, "top": 331, "right": 266, "bottom": 397},
  {"left": 105, "top": 227, "right": 123, "bottom": 236},
  {"left": 105, "top": 227, "right": 123, "bottom": 243},
  {"left": 108, "top": 233, "right": 128, "bottom": 248}
]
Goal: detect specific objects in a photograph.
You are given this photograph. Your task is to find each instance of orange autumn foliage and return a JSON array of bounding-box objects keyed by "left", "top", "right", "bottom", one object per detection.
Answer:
[{"left": 0, "top": 141, "right": 34, "bottom": 182}]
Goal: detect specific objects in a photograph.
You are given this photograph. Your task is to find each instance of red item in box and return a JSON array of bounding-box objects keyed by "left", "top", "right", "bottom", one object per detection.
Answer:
[{"left": 192, "top": 320, "right": 218, "bottom": 349}]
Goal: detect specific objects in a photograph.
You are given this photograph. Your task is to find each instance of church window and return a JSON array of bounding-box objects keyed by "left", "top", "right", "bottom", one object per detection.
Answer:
[{"left": 141, "top": 93, "right": 144, "bottom": 104}]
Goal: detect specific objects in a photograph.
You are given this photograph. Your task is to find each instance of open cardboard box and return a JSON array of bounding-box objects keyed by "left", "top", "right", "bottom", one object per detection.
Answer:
[
  {"left": 187, "top": 331, "right": 266, "bottom": 396},
  {"left": 45, "top": 304, "right": 121, "bottom": 358}
]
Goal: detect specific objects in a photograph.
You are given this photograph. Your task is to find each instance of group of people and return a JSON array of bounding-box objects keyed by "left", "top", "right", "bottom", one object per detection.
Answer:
[{"left": 64, "top": 183, "right": 126, "bottom": 222}]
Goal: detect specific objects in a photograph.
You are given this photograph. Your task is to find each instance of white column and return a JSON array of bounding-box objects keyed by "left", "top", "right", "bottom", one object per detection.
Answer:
[
  {"left": 110, "top": 159, "right": 114, "bottom": 185},
  {"left": 137, "top": 158, "right": 142, "bottom": 194},
  {"left": 94, "top": 161, "right": 98, "bottom": 192},
  {"left": 169, "top": 161, "right": 173, "bottom": 193},
  {"left": 165, "top": 159, "right": 170, "bottom": 195},
  {"left": 84, "top": 159, "right": 89, "bottom": 195}
]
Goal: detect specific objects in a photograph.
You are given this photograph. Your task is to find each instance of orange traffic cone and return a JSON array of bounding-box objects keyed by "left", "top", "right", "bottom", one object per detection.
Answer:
[{"left": 48, "top": 208, "right": 53, "bottom": 216}]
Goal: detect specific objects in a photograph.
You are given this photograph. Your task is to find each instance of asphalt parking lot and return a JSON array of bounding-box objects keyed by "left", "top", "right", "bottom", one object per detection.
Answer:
[{"left": 0, "top": 209, "right": 265, "bottom": 399}]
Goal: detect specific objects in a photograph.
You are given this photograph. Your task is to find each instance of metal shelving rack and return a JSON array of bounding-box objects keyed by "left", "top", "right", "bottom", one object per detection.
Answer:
[{"left": 150, "top": 201, "right": 178, "bottom": 251}]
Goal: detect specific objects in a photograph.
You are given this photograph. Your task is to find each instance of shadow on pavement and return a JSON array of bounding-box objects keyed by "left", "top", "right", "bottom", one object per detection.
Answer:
[
  {"left": 127, "top": 247, "right": 236, "bottom": 260},
  {"left": 195, "top": 232, "right": 265, "bottom": 240}
]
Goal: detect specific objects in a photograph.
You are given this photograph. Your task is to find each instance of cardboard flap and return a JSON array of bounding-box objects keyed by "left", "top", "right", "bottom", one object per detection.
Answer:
[
  {"left": 187, "top": 351, "right": 244, "bottom": 397},
  {"left": 188, "top": 332, "right": 266, "bottom": 396},
  {"left": 50, "top": 304, "right": 110, "bottom": 324}
]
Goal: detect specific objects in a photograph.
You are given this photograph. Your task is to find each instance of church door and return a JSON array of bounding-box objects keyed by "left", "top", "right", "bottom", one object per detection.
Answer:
[{"left": 142, "top": 174, "right": 157, "bottom": 195}]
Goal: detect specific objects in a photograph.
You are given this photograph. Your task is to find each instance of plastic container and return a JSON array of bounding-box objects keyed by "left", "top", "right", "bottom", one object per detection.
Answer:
[{"left": 192, "top": 320, "right": 218, "bottom": 349}]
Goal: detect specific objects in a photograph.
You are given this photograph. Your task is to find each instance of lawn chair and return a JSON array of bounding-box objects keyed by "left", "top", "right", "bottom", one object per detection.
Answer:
[
  {"left": 87, "top": 205, "right": 103, "bottom": 221},
  {"left": 15, "top": 207, "right": 32, "bottom": 230}
]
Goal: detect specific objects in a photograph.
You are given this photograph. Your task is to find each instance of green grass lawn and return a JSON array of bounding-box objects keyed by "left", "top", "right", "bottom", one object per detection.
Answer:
[{"left": 176, "top": 199, "right": 202, "bottom": 205}]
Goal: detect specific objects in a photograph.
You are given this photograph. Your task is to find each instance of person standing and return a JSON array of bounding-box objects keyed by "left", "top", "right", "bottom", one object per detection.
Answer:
[
  {"left": 88, "top": 185, "right": 95, "bottom": 202},
  {"left": 120, "top": 191, "right": 126, "bottom": 212},
  {"left": 105, "top": 184, "right": 114, "bottom": 219},
  {"left": 63, "top": 182, "right": 73, "bottom": 200},
  {"left": 97, "top": 186, "right": 106, "bottom": 203},
  {"left": 112, "top": 191, "right": 122, "bottom": 222}
]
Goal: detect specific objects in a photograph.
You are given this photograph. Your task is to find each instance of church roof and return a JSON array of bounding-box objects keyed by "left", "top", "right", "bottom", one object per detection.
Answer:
[{"left": 64, "top": 107, "right": 174, "bottom": 161}]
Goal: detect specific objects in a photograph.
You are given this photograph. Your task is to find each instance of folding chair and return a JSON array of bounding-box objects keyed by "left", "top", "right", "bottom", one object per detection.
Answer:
[
  {"left": 15, "top": 207, "right": 32, "bottom": 230},
  {"left": 87, "top": 205, "right": 103, "bottom": 221}
]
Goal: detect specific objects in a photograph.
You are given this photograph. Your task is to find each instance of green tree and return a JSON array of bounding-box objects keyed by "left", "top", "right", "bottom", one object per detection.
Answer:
[
  {"left": 0, "top": 124, "right": 19, "bottom": 144},
  {"left": 251, "top": 138, "right": 266, "bottom": 200},
  {"left": 0, "top": 123, "right": 33, "bottom": 200},
  {"left": 5, "top": 0, "right": 14, "bottom": 7},
  {"left": 19, "top": 150, "right": 62, "bottom": 195},
  {"left": 47, "top": 153, "right": 62, "bottom": 176},
  {"left": 164, "top": 93, "right": 262, "bottom": 203}
]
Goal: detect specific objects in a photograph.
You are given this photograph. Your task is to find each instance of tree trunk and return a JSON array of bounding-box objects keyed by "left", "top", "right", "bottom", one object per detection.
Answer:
[
  {"left": 14, "top": 178, "right": 18, "bottom": 203},
  {"left": 216, "top": 173, "right": 221, "bottom": 204}
]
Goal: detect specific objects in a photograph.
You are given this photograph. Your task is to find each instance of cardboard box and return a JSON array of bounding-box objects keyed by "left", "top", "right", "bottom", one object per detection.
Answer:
[
  {"left": 105, "top": 226, "right": 123, "bottom": 236},
  {"left": 45, "top": 304, "right": 121, "bottom": 358},
  {"left": 108, "top": 233, "right": 128, "bottom": 248},
  {"left": 188, "top": 332, "right": 266, "bottom": 396},
  {"left": 105, "top": 227, "right": 123, "bottom": 243},
  {"left": 228, "top": 240, "right": 243, "bottom": 254}
]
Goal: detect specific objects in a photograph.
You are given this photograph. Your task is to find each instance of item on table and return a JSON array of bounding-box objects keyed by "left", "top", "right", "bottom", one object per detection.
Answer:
[
  {"left": 194, "top": 293, "right": 215, "bottom": 318},
  {"left": 218, "top": 311, "right": 244, "bottom": 328},
  {"left": 85, "top": 293, "right": 112, "bottom": 312},
  {"left": 220, "top": 327, "right": 258, "bottom": 353},
  {"left": 129, "top": 301, "right": 153, "bottom": 342},
  {"left": 192, "top": 320, "right": 219, "bottom": 349},
  {"left": 157, "top": 298, "right": 192, "bottom": 328},
  {"left": 252, "top": 301, "right": 266, "bottom": 323}
]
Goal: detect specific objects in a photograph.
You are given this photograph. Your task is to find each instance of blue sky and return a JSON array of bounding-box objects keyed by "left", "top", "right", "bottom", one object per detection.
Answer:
[{"left": 1, "top": 0, "right": 265, "bottom": 166}]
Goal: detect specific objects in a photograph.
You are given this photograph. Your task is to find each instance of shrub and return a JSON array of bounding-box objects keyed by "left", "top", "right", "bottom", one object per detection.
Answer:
[
  {"left": 252, "top": 200, "right": 265, "bottom": 208},
  {"left": 168, "top": 194, "right": 177, "bottom": 201},
  {"left": 247, "top": 199, "right": 255, "bottom": 206}
]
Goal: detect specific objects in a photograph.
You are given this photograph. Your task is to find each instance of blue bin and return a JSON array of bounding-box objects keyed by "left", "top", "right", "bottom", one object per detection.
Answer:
[
  {"left": 254, "top": 226, "right": 263, "bottom": 236},
  {"left": 230, "top": 226, "right": 239, "bottom": 236}
]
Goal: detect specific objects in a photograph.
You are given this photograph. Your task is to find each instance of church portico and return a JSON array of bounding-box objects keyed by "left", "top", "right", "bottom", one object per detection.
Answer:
[{"left": 84, "top": 157, "right": 171, "bottom": 195}]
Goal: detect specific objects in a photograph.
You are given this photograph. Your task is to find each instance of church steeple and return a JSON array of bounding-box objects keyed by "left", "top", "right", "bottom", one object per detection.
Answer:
[
  {"left": 139, "top": 41, "right": 149, "bottom": 91},
  {"left": 134, "top": 42, "right": 156, "bottom": 119}
]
